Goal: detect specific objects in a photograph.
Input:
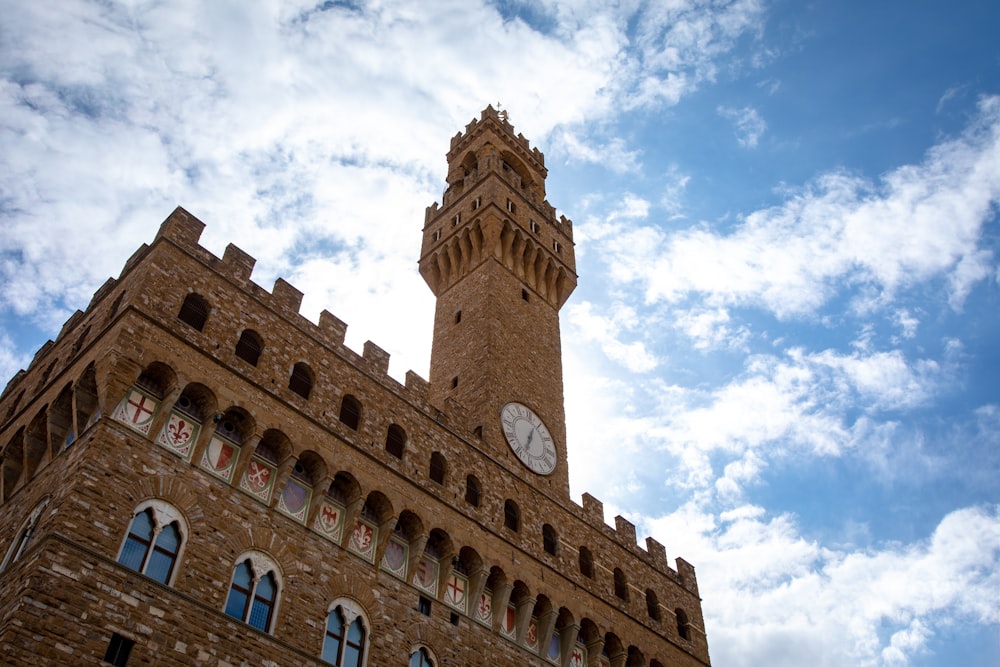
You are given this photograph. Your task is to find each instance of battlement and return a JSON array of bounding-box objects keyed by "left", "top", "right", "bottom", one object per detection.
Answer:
[
  {"left": 145, "top": 206, "right": 429, "bottom": 400},
  {"left": 449, "top": 105, "right": 546, "bottom": 169}
]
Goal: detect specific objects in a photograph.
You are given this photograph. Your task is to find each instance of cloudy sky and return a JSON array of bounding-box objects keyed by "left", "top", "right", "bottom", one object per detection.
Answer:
[{"left": 2, "top": 1, "right": 998, "bottom": 665}]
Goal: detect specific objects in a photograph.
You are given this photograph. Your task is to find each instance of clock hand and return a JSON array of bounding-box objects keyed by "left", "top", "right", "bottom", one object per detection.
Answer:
[{"left": 525, "top": 428, "right": 535, "bottom": 446}]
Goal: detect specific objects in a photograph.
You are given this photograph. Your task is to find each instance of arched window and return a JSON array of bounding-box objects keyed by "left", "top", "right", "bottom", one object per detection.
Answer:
[
  {"left": 409, "top": 647, "right": 435, "bottom": 667},
  {"left": 675, "top": 608, "right": 691, "bottom": 640},
  {"left": 339, "top": 395, "right": 362, "bottom": 430},
  {"left": 118, "top": 504, "right": 184, "bottom": 585},
  {"left": 289, "top": 362, "right": 314, "bottom": 399},
  {"left": 322, "top": 603, "right": 367, "bottom": 666},
  {"left": 429, "top": 452, "right": 446, "bottom": 485},
  {"left": 503, "top": 500, "right": 519, "bottom": 532},
  {"left": 385, "top": 424, "right": 406, "bottom": 459},
  {"left": 1, "top": 497, "right": 49, "bottom": 572},
  {"left": 614, "top": 568, "right": 629, "bottom": 601},
  {"left": 465, "top": 475, "right": 481, "bottom": 507},
  {"left": 224, "top": 553, "right": 280, "bottom": 633},
  {"left": 235, "top": 329, "right": 263, "bottom": 366},
  {"left": 646, "top": 588, "right": 661, "bottom": 621},
  {"left": 542, "top": 523, "right": 558, "bottom": 556},
  {"left": 579, "top": 546, "right": 594, "bottom": 578},
  {"left": 177, "top": 293, "right": 209, "bottom": 331}
]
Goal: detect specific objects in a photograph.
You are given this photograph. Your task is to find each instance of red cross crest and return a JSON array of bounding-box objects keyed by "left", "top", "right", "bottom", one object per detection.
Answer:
[
  {"left": 125, "top": 391, "right": 156, "bottom": 424},
  {"left": 446, "top": 574, "right": 466, "bottom": 606}
]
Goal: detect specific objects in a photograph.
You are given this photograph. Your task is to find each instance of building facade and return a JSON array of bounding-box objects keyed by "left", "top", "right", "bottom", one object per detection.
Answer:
[{"left": 0, "top": 107, "right": 711, "bottom": 667}]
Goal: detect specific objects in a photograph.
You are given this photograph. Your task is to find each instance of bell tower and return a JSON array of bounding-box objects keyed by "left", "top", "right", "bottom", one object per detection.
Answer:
[{"left": 419, "top": 106, "right": 577, "bottom": 497}]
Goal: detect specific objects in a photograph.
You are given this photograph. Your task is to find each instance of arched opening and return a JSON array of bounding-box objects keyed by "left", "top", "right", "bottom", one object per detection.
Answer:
[
  {"left": 543, "top": 523, "right": 558, "bottom": 556},
  {"left": 503, "top": 499, "right": 520, "bottom": 532},
  {"left": 675, "top": 608, "right": 691, "bottom": 640},
  {"left": 613, "top": 568, "right": 629, "bottom": 601},
  {"left": 429, "top": 451, "right": 446, "bottom": 485},
  {"left": 385, "top": 424, "right": 406, "bottom": 458},
  {"left": 464, "top": 475, "right": 481, "bottom": 507},
  {"left": 235, "top": 329, "right": 263, "bottom": 366},
  {"left": 579, "top": 546, "right": 594, "bottom": 578},
  {"left": 177, "top": 293, "right": 209, "bottom": 331},
  {"left": 288, "top": 362, "right": 314, "bottom": 399},
  {"left": 339, "top": 394, "right": 362, "bottom": 430},
  {"left": 645, "top": 588, "right": 661, "bottom": 621}
]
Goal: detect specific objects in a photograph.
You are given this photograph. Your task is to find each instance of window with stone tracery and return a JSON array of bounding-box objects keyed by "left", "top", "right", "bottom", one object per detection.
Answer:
[
  {"left": 224, "top": 551, "right": 280, "bottom": 633},
  {"left": 117, "top": 500, "right": 185, "bottom": 585},
  {"left": 409, "top": 647, "right": 435, "bottom": 667},
  {"left": 322, "top": 600, "right": 368, "bottom": 666}
]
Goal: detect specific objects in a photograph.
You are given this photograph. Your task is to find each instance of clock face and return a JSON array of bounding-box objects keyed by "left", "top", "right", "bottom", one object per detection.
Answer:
[{"left": 500, "top": 402, "right": 556, "bottom": 475}]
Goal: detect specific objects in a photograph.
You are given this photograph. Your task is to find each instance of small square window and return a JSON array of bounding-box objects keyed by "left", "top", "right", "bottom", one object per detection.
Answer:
[
  {"left": 451, "top": 376, "right": 459, "bottom": 389},
  {"left": 418, "top": 596, "right": 432, "bottom": 616},
  {"left": 450, "top": 612, "right": 460, "bottom": 626},
  {"left": 104, "top": 633, "right": 134, "bottom": 667},
  {"left": 521, "top": 288, "right": 529, "bottom": 302},
  {"left": 454, "top": 310, "right": 462, "bottom": 324}
]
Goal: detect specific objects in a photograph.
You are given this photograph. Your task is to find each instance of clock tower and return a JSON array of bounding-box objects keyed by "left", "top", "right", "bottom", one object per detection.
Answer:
[{"left": 419, "top": 106, "right": 577, "bottom": 497}]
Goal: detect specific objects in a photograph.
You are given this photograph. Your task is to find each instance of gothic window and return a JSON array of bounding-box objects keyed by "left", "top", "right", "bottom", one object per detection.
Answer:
[
  {"left": 1, "top": 496, "right": 49, "bottom": 571},
  {"left": 429, "top": 452, "right": 446, "bottom": 485},
  {"left": 503, "top": 500, "right": 519, "bottom": 532},
  {"left": 579, "top": 546, "right": 594, "bottom": 578},
  {"left": 235, "top": 329, "right": 263, "bottom": 366},
  {"left": 289, "top": 362, "right": 314, "bottom": 399},
  {"left": 322, "top": 603, "right": 368, "bottom": 666},
  {"left": 553, "top": 240, "right": 562, "bottom": 254},
  {"left": 646, "top": 589, "right": 661, "bottom": 621},
  {"left": 675, "top": 608, "right": 691, "bottom": 640},
  {"left": 529, "top": 220, "right": 540, "bottom": 234},
  {"left": 409, "top": 647, "right": 435, "bottom": 667},
  {"left": 464, "top": 475, "right": 480, "bottom": 507},
  {"left": 118, "top": 506, "right": 183, "bottom": 585},
  {"left": 224, "top": 554, "right": 280, "bottom": 633},
  {"left": 385, "top": 424, "right": 406, "bottom": 459},
  {"left": 613, "top": 568, "right": 629, "bottom": 601},
  {"left": 339, "top": 395, "right": 362, "bottom": 430},
  {"left": 542, "top": 523, "right": 558, "bottom": 556},
  {"left": 177, "top": 293, "right": 209, "bottom": 331}
]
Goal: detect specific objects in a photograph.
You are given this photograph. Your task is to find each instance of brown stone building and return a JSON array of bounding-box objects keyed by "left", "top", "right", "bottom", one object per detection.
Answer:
[{"left": 0, "top": 107, "right": 711, "bottom": 667}]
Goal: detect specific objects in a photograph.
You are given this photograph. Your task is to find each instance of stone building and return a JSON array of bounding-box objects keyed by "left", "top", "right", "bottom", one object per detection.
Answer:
[{"left": 0, "top": 107, "right": 711, "bottom": 667}]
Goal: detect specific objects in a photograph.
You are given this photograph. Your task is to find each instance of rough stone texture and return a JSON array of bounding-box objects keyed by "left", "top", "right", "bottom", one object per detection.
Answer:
[{"left": 0, "top": 108, "right": 711, "bottom": 667}]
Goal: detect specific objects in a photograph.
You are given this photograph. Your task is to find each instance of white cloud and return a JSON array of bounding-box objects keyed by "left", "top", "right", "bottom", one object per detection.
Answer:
[
  {"left": 649, "top": 503, "right": 1000, "bottom": 667},
  {"left": 598, "top": 96, "right": 1000, "bottom": 319},
  {"left": 717, "top": 104, "right": 767, "bottom": 148},
  {"left": 673, "top": 306, "right": 750, "bottom": 350},
  {"left": 565, "top": 301, "right": 658, "bottom": 373}
]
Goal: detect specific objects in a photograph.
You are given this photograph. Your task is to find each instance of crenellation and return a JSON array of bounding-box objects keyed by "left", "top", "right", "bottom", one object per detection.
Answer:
[
  {"left": 362, "top": 341, "right": 390, "bottom": 376},
  {"left": 155, "top": 206, "right": 206, "bottom": 248},
  {"left": 645, "top": 537, "right": 668, "bottom": 570},
  {"left": 58, "top": 310, "right": 85, "bottom": 341},
  {"left": 581, "top": 492, "right": 605, "bottom": 524},
  {"left": 119, "top": 244, "right": 151, "bottom": 277},
  {"left": 404, "top": 370, "right": 429, "bottom": 398},
  {"left": 220, "top": 243, "right": 255, "bottom": 284},
  {"left": 88, "top": 278, "right": 118, "bottom": 311},
  {"left": 270, "top": 278, "right": 304, "bottom": 314},
  {"left": 317, "top": 310, "right": 348, "bottom": 347},
  {"left": 614, "top": 515, "right": 638, "bottom": 549}
]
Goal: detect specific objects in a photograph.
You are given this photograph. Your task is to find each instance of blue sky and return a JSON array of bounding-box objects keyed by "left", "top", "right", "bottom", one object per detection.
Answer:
[{"left": 1, "top": 1, "right": 998, "bottom": 665}]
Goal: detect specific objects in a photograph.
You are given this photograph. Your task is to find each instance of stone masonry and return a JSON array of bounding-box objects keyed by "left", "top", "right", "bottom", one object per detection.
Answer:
[{"left": 0, "top": 107, "right": 711, "bottom": 667}]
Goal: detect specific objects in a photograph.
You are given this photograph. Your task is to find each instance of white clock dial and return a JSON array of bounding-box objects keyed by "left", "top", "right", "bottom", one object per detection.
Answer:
[{"left": 500, "top": 402, "right": 556, "bottom": 475}]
